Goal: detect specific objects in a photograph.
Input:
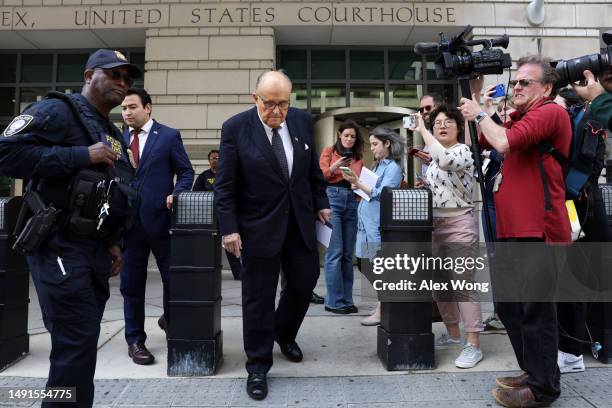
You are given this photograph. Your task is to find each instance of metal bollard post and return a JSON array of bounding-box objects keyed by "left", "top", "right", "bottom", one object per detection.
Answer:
[
  {"left": 167, "top": 191, "right": 223, "bottom": 376},
  {"left": 377, "top": 188, "right": 435, "bottom": 370},
  {"left": 0, "top": 197, "right": 30, "bottom": 372},
  {"left": 587, "top": 184, "right": 612, "bottom": 364}
]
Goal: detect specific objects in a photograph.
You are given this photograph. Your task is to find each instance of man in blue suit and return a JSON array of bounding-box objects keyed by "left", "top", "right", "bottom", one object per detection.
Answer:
[
  {"left": 120, "top": 88, "right": 194, "bottom": 365},
  {"left": 215, "top": 71, "right": 330, "bottom": 400}
]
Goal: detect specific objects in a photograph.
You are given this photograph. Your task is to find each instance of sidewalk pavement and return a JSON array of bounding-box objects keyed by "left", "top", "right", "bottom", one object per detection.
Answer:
[{"left": 1, "top": 265, "right": 611, "bottom": 407}]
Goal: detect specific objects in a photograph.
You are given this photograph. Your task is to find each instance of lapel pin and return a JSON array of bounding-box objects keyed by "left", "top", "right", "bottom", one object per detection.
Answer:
[
  {"left": 154, "top": 131, "right": 158, "bottom": 134},
  {"left": 305, "top": 143, "right": 309, "bottom": 150}
]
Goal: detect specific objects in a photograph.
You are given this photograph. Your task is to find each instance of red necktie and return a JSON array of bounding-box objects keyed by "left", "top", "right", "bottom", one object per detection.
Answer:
[{"left": 131, "top": 128, "right": 140, "bottom": 167}]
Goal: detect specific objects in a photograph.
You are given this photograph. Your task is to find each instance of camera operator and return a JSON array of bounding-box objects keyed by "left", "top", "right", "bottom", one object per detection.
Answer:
[
  {"left": 573, "top": 66, "right": 612, "bottom": 130},
  {"left": 459, "top": 55, "right": 572, "bottom": 407}
]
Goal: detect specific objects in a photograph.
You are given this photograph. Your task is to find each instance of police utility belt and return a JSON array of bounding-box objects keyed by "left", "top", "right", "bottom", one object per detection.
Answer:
[{"left": 12, "top": 92, "right": 138, "bottom": 256}]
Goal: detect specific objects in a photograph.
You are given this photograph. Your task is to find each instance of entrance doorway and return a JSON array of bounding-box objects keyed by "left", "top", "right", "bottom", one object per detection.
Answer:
[{"left": 313, "top": 106, "right": 418, "bottom": 186}]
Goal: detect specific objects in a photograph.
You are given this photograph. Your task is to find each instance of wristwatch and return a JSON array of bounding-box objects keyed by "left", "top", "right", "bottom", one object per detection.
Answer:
[{"left": 474, "top": 111, "right": 488, "bottom": 125}]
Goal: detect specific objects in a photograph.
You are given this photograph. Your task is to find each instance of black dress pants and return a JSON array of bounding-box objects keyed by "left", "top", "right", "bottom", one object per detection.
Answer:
[
  {"left": 241, "top": 209, "right": 320, "bottom": 374},
  {"left": 496, "top": 237, "right": 560, "bottom": 403},
  {"left": 28, "top": 232, "right": 111, "bottom": 407},
  {"left": 225, "top": 249, "right": 243, "bottom": 279}
]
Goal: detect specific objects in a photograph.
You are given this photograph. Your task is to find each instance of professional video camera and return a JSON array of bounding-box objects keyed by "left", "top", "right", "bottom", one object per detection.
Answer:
[
  {"left": 413, "top": 25, "right": 512, "bottom": 242},
  {"left": 414, "top": 25, "right": 512, "bottom": 80},
  {"left": 552, "top": 31, "right": 612, "bottom": 89}
]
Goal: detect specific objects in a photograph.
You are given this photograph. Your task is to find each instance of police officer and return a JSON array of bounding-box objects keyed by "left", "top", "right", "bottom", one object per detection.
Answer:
[{"left": 0, "top": 49, "right": 141, "bottom": 407}]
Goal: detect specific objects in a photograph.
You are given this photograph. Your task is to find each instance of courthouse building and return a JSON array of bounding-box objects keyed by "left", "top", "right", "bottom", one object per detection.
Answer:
[{"left": 0, "top": 0, "right": 610, "bottom": 183}]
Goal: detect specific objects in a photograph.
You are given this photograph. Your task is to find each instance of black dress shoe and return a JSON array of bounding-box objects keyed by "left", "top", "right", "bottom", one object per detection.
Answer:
[
  {"left": 310, "top": 292, "right": 324, "bottom": 304},
  {"left": 158, "top": 315, "right": 167, "bottom": 333},
  {"left": 128, "top": 342, "right": 155, "bottom": 365},
  {"left": 246, "top": 373, "right": 267, "bottom": 400},
  {"left": 277, "top": 341, "right": 303, "bottom": 362},
  {"left": 344, "top": 305, "right": 359, "bottom": 314},
  {"left": 325, "top": 306, "right": 350, "bottom": 314}
]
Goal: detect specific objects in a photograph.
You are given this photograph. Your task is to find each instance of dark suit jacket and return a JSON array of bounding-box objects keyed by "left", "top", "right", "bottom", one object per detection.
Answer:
[
  {"left": 124, "top": 119, "right": 194, "bottom": 238},
  {"left": 215, "top": 107, "right": 329, "bottom": 257}
]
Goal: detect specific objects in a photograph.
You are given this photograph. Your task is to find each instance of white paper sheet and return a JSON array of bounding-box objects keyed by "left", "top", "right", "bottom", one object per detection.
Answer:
[
  {"left": 316, "top": 221, "right": 333, "bottom": 248},
  {"left": 354, "top": 167, "right": 379, "bottom": 202}
]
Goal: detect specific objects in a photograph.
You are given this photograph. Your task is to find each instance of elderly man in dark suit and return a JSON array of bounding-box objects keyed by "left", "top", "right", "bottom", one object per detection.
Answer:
[
  {"left": 215, "top": 70, "right": 330, "bottom": 400},
  {"left": 120, "top": 88, "right": 194, "bottom": 365}
]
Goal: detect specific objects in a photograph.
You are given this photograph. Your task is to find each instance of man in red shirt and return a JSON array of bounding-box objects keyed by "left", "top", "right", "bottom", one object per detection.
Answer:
[{"left": 459, "top": 55, "right": 572, "bottom": 407}]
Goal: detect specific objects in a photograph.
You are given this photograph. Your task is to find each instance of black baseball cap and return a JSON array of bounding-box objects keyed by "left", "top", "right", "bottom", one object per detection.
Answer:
[{"left": 85, "top": 49, "right": 142, "bottom": 79}]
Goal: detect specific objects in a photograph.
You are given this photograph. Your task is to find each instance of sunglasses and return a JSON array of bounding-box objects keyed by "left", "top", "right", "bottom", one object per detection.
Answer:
[
  {"left": 96, "top": 68, "right": 134, "bottom": 87},
  {"left": 418, "top": 105, "right": 433, "bottom": 113},
  {"left": 509, "top": 79, "right": 541, "bottom": 88}
]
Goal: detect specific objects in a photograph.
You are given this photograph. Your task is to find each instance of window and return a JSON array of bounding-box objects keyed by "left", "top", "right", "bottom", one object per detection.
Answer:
[
  {"left": 276, "top": 47, "right": 457, "bottom": 113},
  {"left": 311, "top": 50, "right": 345, "bottom": 80},
  {"left": 310, "top": 85, "right": 346, "bottom": 114},
  {"left": 21, "top": 54, "right": 53, "bottom": 83},
  {"left": 0, "top": 49, "right": 145, "bottom": 123},
  {"left": 350, "top": 50, "right": 384, "bottom": 80},
  {"left": 278, "top": 49, "right": 307, "bottom": 81},
  {"left": 57, "top": 54, "right": 89, "bottom": 82},
  {"left": 0, "top": 55, "right": 17, "bottom": 83}
]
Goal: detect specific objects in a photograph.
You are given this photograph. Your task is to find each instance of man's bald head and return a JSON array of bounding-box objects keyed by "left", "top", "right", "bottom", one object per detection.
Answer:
[
  {"left": 253, "top": 70, "right": 293, "bottom": 128},
  {"left": 255, "top": 70, "right": 292, "bottom": 94}
]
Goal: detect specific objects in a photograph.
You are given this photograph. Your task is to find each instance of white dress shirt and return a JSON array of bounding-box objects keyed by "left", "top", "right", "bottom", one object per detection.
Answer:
[
  {"left": 128, "top": 118, "right": 154, "bottom": 159},
  {"left": 258, "top": 115, "right": 294, "bottom": 177}
]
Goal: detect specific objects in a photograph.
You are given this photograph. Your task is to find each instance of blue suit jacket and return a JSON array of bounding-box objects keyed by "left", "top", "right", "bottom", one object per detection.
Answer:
[
  {"left": 124, "top": 119, "right": 194, "bottom": 238},
  {"left": 214, "top": 107, "right": 329, "bottom": 257}
]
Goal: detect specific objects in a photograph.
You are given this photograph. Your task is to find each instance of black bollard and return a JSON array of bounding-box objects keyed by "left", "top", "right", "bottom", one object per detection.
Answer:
[
  {"left": 377, "top": 188, "right": 435, "bottom": 370},
  {"left": 586, "top": 184, "right": 612, "bottom": 364},
  {"left": 167, "top": 191, "right": 223, "bottom": 376},
  {"left": 0, "top": 197, "right": 29, "bottom": 372}
]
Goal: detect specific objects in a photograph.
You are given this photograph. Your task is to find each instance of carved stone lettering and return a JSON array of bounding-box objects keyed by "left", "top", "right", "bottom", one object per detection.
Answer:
[{"left": 1, "top": 11, "right": 11, "bottom": 27}]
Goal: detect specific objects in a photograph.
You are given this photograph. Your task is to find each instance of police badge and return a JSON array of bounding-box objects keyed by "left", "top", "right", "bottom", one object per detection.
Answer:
[
  {"left": 114, "top": 51, "right": 127, "bottom": 61},
  {"left": 3, "top": 115, "right": 34, "bottom": 137}
]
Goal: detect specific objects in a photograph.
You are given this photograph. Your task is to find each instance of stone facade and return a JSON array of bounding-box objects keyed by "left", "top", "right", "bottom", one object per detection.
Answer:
[{"left": 0, "top": 1, "right": 609, "bottom": 172}]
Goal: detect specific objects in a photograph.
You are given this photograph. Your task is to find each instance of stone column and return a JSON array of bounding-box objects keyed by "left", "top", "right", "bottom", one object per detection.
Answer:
[{"left": 144, "top": 27, "right": 275, "bottom": 174}]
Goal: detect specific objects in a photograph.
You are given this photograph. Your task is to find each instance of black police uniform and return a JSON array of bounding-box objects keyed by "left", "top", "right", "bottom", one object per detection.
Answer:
[{"left": 0, "top": 93, "right": 132, "bottom": 407}]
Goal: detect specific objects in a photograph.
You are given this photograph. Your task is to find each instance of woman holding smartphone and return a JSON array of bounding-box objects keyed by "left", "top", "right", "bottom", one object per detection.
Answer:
[
  {"left": 411, "top": 104, "right": 485, "bottom": 369},
  {"left": 319, "top": 120, "right": 364, "bottom": 314},
  {"left": 342, "top": 127, "right": 404, "bottom": 326}
]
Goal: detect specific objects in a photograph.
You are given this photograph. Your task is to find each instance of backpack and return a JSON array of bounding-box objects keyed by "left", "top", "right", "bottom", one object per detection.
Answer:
[{"left": 538, "top": 104, "right": 608, "bottom": 200}]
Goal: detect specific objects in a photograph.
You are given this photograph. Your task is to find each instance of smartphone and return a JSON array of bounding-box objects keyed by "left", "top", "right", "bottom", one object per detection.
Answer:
[
  {"left": 416, "top": 175, "right": 429, "bottom": 186},
  {"left": 490, "top": 84, "right": 506, "bottom": 98},
  {"left": 403, "top": 115, "right": 417, "bottom": 129},
  {"left": 339, "top": 166, "right": 354, "bottom": 176},
  {"left": 408, "top": 148, "right": 422, "bottom": 156},
  {"left": 342, "top": 151, "right": 353, "bottom": 160}
]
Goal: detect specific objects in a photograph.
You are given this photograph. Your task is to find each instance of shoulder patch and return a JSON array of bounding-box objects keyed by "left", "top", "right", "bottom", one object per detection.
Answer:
[{"left": 3, "top": 115, "right": 34, "bottom": 137}]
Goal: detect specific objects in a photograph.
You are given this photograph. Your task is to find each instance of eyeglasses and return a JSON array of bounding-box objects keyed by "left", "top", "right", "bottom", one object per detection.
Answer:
[
  {"left": 433, "top": 119, "right": 457, "bottom": 128},
  {"left": 509, "top": 78, "right": 541, "bottom": 88},
  {"left": 96, "top": 68, "right": 134, "bottom": 87},
  {"left": 418, "top": 105, "right": 433, "bottom": 113},
  {"left": 257, "top": 94, "right": 290, "bottom": 111},
  {"left": 209, "top": 156, "right": 219, "bottom": 161}
]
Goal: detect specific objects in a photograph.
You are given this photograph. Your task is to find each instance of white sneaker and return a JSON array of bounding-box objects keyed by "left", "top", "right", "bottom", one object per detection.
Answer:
[
  {"left": 360, "top": 313, "right": 380, "bottom": 326},
  {"left": 455, "top": 343, "right": 483, "bottom": 368},
  {"left": 483, "top": 315, "right": 505, "bottom": 331},
  {"left": 435, "top": 333, "right": 462, "bottom": 348},
  {"left": 557, "top": 350, "right": 585, "bottom": 374}
]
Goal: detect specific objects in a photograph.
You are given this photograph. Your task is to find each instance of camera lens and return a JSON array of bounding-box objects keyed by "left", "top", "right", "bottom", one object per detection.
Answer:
[{"left": 554, "top": 52, "right": 609, "bottom": 88}]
